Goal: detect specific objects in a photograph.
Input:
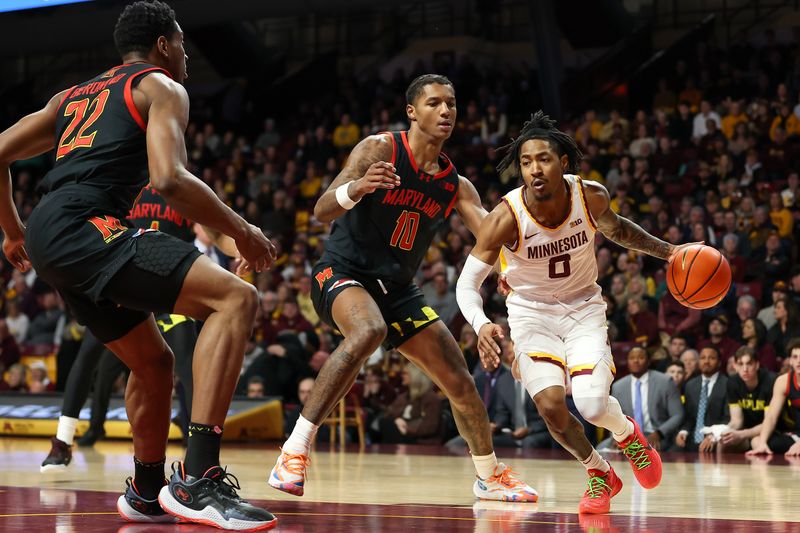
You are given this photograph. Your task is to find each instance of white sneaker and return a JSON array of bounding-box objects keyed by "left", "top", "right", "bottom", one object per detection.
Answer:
[
  {"left": 267, "top": 448, "right": 310, "bottom": 496},
  {"left": 473, "top": 463, "right": 538, "bottom": 503}
]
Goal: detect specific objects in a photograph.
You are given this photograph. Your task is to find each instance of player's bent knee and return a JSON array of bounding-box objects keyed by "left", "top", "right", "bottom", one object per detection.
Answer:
[
  {"left": 572, "top": 395, "right": 609, "bottom": 425},
  {"left": 348, "top": 320, "right": 387, "bottom": 354}
]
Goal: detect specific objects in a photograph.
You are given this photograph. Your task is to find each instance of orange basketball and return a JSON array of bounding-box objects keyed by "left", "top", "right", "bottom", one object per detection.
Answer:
[{"left": 666, "top": 244, "right": 732, "bottom": 309}]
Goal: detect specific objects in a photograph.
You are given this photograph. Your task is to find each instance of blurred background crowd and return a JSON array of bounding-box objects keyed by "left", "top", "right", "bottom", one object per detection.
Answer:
[{"left": 1, "top": 1, "right": 800, "bottom": 455}]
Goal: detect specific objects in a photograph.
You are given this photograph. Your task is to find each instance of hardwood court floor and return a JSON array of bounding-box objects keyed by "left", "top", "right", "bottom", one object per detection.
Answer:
[{"left": 1, "top": 437, "right": 799, "bottom": 532}]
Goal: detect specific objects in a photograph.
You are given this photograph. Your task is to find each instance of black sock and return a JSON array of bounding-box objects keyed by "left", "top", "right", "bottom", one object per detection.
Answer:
[
  {"left": 133, "top": 457, "right": 165, "bottom": 500},
  {"left": 185, "top": 422, "right": 223, "bottom": 478}
]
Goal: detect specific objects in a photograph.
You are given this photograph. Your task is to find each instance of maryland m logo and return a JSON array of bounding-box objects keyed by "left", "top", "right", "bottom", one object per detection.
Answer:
[
  {"left": 315, "top": 267, "right": 333, "bottom": 289},
  {"left": 89, "top": 215, "right": 127, "bottom": 243}
]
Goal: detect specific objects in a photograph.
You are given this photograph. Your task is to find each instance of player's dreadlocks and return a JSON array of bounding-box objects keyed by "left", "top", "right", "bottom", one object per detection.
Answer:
[
  {"left": 497, "top": 110, "right": 583, "bottom": 177},
  {"left": 114, "top": 0, "right": 178, "bottom": 57}
]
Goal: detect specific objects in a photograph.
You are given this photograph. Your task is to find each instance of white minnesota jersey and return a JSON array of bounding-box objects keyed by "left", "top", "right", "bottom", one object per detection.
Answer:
[{"left": 500, "top": 174, "right": 598, "bottom": 302}]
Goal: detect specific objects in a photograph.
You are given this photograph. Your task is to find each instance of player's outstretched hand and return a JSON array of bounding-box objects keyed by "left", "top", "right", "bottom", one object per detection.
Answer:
[
  {"left": 353, "top": 161, "right": 401, "bottom": 196},
  {"left": 235, "top": 223, "right": 277, "bottom": 273},
  {"left": 477, "top": 323, "right": 504, "bottom": 369},
  {"left": 3, "top": 231, "right": 31, "bottom": 272},
  {"left": 667, "top": 241, "right": 704, "bottom": 263},
  {"left": 746, "top": 440, "right": 773, "bottom": 456}
]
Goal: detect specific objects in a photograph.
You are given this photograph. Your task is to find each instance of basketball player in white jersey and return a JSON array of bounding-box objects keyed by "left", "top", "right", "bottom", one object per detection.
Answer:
[{"left": 456, "top": 111, "right": 690, "bottom": 514}]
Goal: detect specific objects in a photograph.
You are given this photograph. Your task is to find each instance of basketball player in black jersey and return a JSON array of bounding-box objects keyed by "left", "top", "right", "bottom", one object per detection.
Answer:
[
  {"left": 748, "top": 338, "right": 800, "bottom": 456},
  {"left": 0, "top": 2, "right": 275, "bottom": 530},
  {"left": 40, "top": 184, "right": 231, "bottom": 471},
  {"left": 270, "top": 74, "right": 537, "bottom": 502}
]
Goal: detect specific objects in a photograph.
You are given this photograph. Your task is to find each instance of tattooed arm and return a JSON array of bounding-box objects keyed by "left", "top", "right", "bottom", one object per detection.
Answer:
[
  {"left": 583, "top": 180, "right": 676, "bottom": 260},
  {"left": 313, "top": 133, "right": 399, "bottom": 223}
]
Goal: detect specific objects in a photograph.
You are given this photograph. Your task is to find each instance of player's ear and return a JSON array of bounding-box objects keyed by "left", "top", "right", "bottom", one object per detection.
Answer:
[
  {"left": 406, "top": 103, "right": 416, "bottom": 122},
  {"left": 561, "top": 154, "right": 569, "bottom": 171},
  {"left": 157, "top": 35, "right": 169, "bottom": 58}
]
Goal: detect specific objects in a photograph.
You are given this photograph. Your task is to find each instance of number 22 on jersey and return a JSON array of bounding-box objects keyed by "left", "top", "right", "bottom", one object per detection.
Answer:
[{"left": 56, "top": 89, "right": 110, "bottom": 160}]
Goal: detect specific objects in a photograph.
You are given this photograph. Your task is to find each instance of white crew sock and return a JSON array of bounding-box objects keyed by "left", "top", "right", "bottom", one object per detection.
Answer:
[
  {"left": 283, "top": 415, "right": 319, "bottom": 455},
  {"left": 581, "top": 449, "right": 610, "bottom": 473},
  {"left": 612, "top": 418, "right": 635, "bottom": 442},
  {"left": 56, "top": 416, "right": 78, "bottom": 446},
  {"left": 472, "top": 451, "right": 498, "bottom": 479}
]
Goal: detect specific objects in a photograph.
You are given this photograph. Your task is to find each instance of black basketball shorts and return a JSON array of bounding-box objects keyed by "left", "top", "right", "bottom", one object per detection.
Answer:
[{"left": 310, "top": 260, "right": 440, "bottom": 348}]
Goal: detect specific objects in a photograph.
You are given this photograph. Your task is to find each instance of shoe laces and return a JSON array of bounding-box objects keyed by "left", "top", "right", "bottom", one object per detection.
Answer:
[
  {"left": 621, "top": 439, "right": 652, "bottom": 470},
  {"left": 280, "top": 452, "right": 311, "bottom": 476},
  {"left": 211, "top": 466, "right": 243, "bottom": 500},
  {"left": 490, "top": 466, "right": 524, "bottom": 489},
  {"left": 585, "top": 473, "right": 612, "bottom": 499}
]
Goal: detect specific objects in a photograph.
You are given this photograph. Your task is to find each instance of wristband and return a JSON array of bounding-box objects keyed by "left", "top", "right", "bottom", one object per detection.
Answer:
[{"left": 335, "top": 183, "right": 359, "bottom": 210}]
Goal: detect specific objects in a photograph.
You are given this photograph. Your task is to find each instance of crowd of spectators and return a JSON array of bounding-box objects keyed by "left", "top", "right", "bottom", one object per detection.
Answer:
[{"left": 1, "top": 29, "right": 800, "bottom": 454}]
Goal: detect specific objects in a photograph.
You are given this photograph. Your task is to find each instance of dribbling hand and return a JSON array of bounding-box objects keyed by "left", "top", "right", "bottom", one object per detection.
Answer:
[
  {"left": 235, "top": 223, "right": 277, "bottom": 274},
  {"left": 477, "top": 323, "right": 504, "bottom": 369},
  {"left": 2, "top": 231, "right": 31, "bottom": 272},
  {"left": 352, "top": 161, "right": 401, "bottom": 197},
  {"left": 667, "top": 241, "right": 704, "bottom": 263}
]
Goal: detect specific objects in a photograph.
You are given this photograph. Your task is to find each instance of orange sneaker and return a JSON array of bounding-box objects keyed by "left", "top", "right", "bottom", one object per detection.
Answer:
[
  {"left": 268, "top": 449, "right": 310, "bottom": 496},
  {"left": 578, "top": 467, "right": 622, "bottom": 514},
  {"left": 617, "top": 416, "right": 662, "bottom": 489},
  {"left": 473, "top": 463, "right": 538, "bottom": 502}
]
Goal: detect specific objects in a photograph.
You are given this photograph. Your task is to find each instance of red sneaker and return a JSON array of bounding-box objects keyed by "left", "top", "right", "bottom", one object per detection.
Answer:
[
  {"left": 578, "top": 466, "right": 622, "bottom": 514},
  {"left": 617, "top": 416, "right": 662, "bottom": 489}
]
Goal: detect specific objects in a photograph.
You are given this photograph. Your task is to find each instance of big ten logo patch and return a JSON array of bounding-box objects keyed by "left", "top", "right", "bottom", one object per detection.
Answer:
[
  {"left": 315, "top": 267, "right": 333, "bottom": 289},
  {"left": 570, "top": 218, "right": 583, "bottom": 228},
  {"left": 89, "top": 215, "right": 127, "bottom": 243}
]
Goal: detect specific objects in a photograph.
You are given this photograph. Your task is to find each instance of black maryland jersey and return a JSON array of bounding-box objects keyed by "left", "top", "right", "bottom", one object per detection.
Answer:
[
  {"left": 39, "top": 62, "right": 170, "bottom": 218},
  {"left": 323, "top": 131, "right": 459, "bottom": 286},
  {"left": 727, "top": 368, "right": 775, "bottom": 429},
  {"left": 127, "top": 184, "right": 194, "bottom": 243}
]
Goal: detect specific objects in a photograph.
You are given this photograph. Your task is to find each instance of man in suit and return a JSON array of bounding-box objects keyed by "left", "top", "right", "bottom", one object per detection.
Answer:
[
  {"left": 602, "top": 347, "right": 684, "bottom": 451},
  {"left": 492, "top": 343, "right": 553, "bottom": 449},
  {"left": 675, "top": 346, "right": 730, "bottom": 452}
]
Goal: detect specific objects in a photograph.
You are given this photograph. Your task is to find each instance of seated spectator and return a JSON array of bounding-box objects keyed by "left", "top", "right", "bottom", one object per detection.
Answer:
[
  {"left": 720, "top": 347, "right": 776, "bottom": 452},
  {"left": 332, "top": 113, "right": 360, "bottom": 151},
  {"left": 283, "top": 377, "right": 328, "bottom": 442},
  {"left": 424, "top": 272, "right": 459, "bottom": 328},
  {"left": 697, "top": 315, "right": 741, "bottom": 368},
  {"left": 740, "top": 318, "right": 778, "bottom": 372},
  {"left": 658, "top": 292, "right": 703, "bottom": 341},
  {"left": 4, "top": 299, "right": 29, "bottom": 346},
  {"left": 26, "top": 288, "right": 63, "bottom": 347},
  {"left": 247, "top": 376, "right": 266, "bottom": 398},
  {"left": 239, "top": 332, "right": 314, "bottom": 402},
  {"left": 28, "top": 360, "right": 55, "bottom": 393},
  {"left": 272, "top": 298, "right": 313, "bottom": 337},
  {"left": 380, "top": 364, "right": 442, "bottom": 445},
  {"left": 600, "top": 347, "right": 683, "bottom": 451},
  {"left": 623, "top": 296, "right": 660, "bottom": 350},
  {"left": 665, "top": 360, "right": 687, "bottom": 392},
  {"left": 458, "top": 323, "right": 480, "bottom": 374},
  {"left": 721, "top": 234, "right": 747, "bottom": 284},
  {"left": 653, "top": 334, "right": 689, "bottom": 373},
  {"left": 0, "top": 319, "right": 21, "bottom": 375},
  {"left": 363, "top": 365, "right": 396, "bottom": 441},
  {"left": 757, "top": 280, "right": 789, "bottom": 329},
  {"left": 729, "top": 295, "right": 757, "bottom": 342},
  {"left": 675, "top": 347, "right": 729, "bottom": 452},
  {"left": 747, "top": 339, "right": 800, "bottom": 456},
  {"left": 766, "top": 297, "right": 800, "bottom": 360},
  {"left": 681, "top": 348, "right": 700, "bottom": 382},
  {"left": 0, "top": 363, "right": 28, "bottom": 392}
]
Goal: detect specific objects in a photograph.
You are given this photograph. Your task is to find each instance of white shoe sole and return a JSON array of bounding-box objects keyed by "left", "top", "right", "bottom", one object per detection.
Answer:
[
  {"left": 40, "top": 463, "right": 69, "bottom": 474},
  {"left": 116, "top": 495, "right": 177, "bottom": 523},
  {"left": 158, "top": 485, "right": 277, "bottom": 531}
]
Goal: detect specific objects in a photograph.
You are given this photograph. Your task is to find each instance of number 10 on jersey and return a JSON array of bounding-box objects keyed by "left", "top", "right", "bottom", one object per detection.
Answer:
[{"left": 390, "top": 210, "right": 420, "bottom": 251}]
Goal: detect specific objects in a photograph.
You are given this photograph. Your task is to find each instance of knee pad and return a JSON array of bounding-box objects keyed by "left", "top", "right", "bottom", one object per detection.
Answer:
[
  {"left": 570, "top": 360, "right": 614, "bottom": 424},
  {"left": 516, "top": 352, "right": 566, "bottom": 398}
]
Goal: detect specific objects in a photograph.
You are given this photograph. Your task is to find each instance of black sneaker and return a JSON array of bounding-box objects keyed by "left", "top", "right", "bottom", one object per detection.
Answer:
[
  {"left": 117, "top": 477, "right": 177, "bottom": 523},
  {"left": 158, "top": 462, "right": 277, "bottom": 531},
  {"left": 76, "top": 428, "right": 105, "bottom": 447},
  {"left": 40, "top": 437, "right": 72, "bottom": 473}
]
